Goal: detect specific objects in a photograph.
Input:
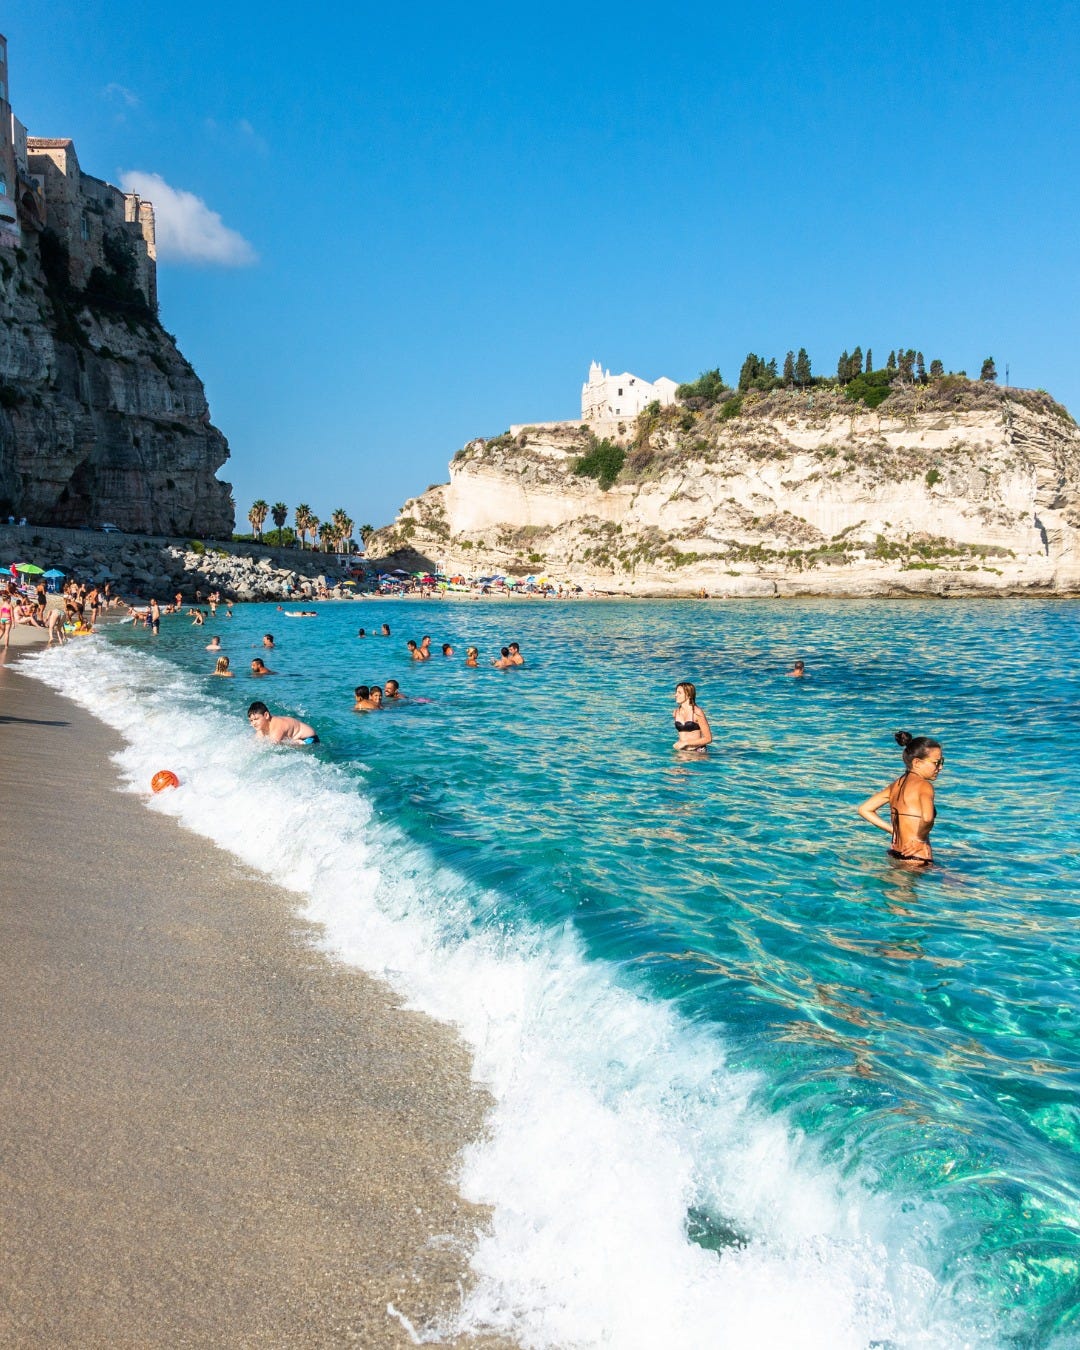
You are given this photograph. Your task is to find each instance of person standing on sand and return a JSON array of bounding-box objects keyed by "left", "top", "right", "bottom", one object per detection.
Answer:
[
  {"left": 45, "top": 606, "right": 67, "bottom": 646},
  {"left": 247, "top": 702, "right": 319, "bottom": 746},
  {"left": 857, "top": 730, "right": 943, "bottom": 866}
]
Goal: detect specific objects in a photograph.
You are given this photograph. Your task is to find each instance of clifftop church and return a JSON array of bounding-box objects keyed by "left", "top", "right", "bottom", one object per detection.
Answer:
[{"left": 581, "top": 361, "right": 678, "bottom": 423}]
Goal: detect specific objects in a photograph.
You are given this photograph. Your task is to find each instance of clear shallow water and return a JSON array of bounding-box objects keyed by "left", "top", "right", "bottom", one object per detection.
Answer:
[{"left": 27, "top": 598, "right": 1080, "bottom": 1348}]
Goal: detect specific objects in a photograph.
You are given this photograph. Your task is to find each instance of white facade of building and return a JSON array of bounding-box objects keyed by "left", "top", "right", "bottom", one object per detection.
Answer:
[{"left": 581, "top": 361, "right": 679, "bottom": 423}]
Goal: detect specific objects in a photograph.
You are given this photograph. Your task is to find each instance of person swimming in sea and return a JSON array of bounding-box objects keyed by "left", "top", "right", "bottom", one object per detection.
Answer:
[
  {"left": 508, "top": 642, "right": 524, "bottom": 665},
  {"left": 353, "top": 685, "right": 378, "bottom": 711},
  {"left": 247, "top": 700, "right": 319, "bottom": 745},
  {"left": 464, "top": 646, "right": 479, "bottom": 667},
  {"left": 492, "top": 647, "right": 512, "bottom": 669},
  {"left": 250, "top": 658, "right": 274, "bottom": 677},
  {"left": 789, "top": 660, "right": 806, "bottom": 678},
  {"left": 857, "top": 730, "right": 944, "bottom": 866},
  {"left": 212, "top": 655, "right": 234, "bottom": 677},
  {"left": 207, "top": 635, "right": 223, "bottom": 652},
  {"left": 672, "top": 681, "right": 713, "bottom": 752},
  {"left": 384, "top": 679, "right": 405, "bottom": 701}
]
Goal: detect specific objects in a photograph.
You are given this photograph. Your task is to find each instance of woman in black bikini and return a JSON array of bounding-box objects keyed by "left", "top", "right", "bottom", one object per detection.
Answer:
[
  {"left": 857, "top": 730, "right": 944, "bottom": 865},
  {"left": 672, "top": 681, "right": 713, "bottom": 752}
]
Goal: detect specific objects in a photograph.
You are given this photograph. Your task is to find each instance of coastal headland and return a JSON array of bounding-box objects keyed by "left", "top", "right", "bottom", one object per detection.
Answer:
[
  {"left": 372, "top": 380, "right": 1080, "bottom": 598},
  {"left": 0, "top": 662, "right": 513, "bottom": 1348}
]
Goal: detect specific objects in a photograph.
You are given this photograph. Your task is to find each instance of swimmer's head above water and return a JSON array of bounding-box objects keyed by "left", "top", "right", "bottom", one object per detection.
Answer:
[{"left": 895, "top": 729, "right": 944, "bottom": 777}]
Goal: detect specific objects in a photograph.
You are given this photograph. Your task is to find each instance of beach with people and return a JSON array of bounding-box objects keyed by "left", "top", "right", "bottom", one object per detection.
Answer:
[{"left": 6, "top": 593, "right": 1079, "bottom": 1346}]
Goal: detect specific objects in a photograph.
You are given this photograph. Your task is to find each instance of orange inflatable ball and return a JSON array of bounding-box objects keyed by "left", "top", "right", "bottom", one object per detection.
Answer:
[{"left": 151, "top": 770, "right": 180, "bottom": 793}]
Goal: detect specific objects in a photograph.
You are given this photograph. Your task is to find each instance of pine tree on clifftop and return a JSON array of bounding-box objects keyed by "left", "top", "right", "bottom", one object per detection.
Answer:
[
  {"left": 795, "top": 348, "right": 812, "bottom": 387},
  {"left": 783, "top": 351, "right": 795, "bottom": 386},
  {"left": 980, "top": 356, "right": 998, "bottom": 383}
]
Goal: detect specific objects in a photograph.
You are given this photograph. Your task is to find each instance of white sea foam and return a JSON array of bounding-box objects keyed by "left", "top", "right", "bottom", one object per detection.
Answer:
[{"left": 24, "top": 641, "right": 978, "bottom": 1348}]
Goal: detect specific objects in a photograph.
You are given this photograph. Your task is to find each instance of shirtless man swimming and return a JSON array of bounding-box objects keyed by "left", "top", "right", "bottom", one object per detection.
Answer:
[{"left": 247, "top": 701, "right": 319, "bottom": 745}]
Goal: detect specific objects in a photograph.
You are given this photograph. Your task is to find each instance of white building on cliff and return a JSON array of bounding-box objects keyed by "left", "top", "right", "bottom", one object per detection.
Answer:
[{"left": 581, "top": 361, "right": 679, "bottom": 423}]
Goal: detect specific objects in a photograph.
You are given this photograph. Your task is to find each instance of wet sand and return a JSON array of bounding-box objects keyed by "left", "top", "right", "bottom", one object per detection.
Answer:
[{"left": 0, "top": 662, "right": 510, "bottom": 1348}]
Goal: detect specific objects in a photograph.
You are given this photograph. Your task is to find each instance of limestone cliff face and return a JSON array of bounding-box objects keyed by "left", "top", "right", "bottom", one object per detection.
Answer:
[
  {"left": 0, "top": 236, "right": 233, "bottom": 536},
  {"left": 373, "top": 384, "right": 1080, "bottom": 596}
]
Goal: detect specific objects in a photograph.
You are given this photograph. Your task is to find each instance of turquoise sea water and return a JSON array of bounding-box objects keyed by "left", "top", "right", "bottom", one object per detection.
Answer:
[{"left": 36, "top": 597, "right": 1080, "bottom": 1346}]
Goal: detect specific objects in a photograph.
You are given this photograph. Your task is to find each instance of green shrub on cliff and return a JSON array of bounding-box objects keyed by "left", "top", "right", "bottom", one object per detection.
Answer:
[
  {"left": 573, "top": 438, "right": 625, "bottom": 490},
  {"left": 676, "top": 369, "right": 727, "bottom": 404},
  {"left": 844, "top": 370, "right": 892, "bottom": 409}
]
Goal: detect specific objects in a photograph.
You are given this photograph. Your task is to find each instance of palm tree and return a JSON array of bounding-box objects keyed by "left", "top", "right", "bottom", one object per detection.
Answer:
[
  {"left": 331, "top": 508, "right": 354, "bottom": 554},
  {"left": 318, "top": 519, "right": 335, "bottom": 553},
  {"left": 308, "top": 513, "right": 321, "bottom": 551},
  {"left": 271, "top": 502, "right": 288, "bottom": 546},
  {"left": 294, "top": 504, "right": 313, "bottom": 550},
  {"left": 248, "top": 499, "right": 269, "bottom": 540}
]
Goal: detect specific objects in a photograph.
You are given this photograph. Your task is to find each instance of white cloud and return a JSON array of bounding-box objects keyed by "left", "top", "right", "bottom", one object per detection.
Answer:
[
  {"left": 120, "top": 171, "right": 257, "bottom": 266},
  {"left": 103, "top": 82, "right": 140, "bottom": 107}
]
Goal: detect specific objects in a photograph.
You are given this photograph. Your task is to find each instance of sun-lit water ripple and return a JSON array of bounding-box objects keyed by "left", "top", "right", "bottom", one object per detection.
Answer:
[{"left": 112, "top": 596, "right": 1080, "bottom": 1341}]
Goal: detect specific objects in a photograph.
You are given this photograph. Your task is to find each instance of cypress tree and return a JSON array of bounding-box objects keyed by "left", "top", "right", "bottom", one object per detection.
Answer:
[
  {"left": 766, "top": 357, "right": 778, "bottom": 382},
  {"left": 851, "top": 346, "right": 863, "bottom": 378},
  {"left": 865, "top": 348, "right": 873, "bottom": 373},
  {"left": 887, "top": 350, "right": 897, "bottom": 373},
  {"left": 738, "top": 353, "right": 760, "bottom": 392},
  {"left": 837, "top": 350, "right": 850, "bottom": 384},
  {"left": 916, "top": 352, "right": 927, "bottom": 383},
  {"left": 783, "top": 351, "right": 795, "bottom": 386},
  {"left": 929, "top": 358, "right": 944, "bottom": 379},
  {"left": 795, "top": 348, "right": 812, "bottom": 387}
]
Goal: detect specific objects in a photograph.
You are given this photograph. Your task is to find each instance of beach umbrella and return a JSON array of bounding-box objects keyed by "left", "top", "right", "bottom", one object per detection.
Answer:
[
  {"left": 341, "top": 579, "right": 357, "bottom": 586},
  {"left": 43, "top": 568, "right": 65, "bottom": 577},
  {"left": 15, "top": 562, "right": 44, "bottom": 574}
]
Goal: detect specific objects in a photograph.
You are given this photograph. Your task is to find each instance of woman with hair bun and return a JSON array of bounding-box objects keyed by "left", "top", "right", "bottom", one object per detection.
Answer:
[{"left": 857, "top": 730, "right": 944, "bottom": 865}]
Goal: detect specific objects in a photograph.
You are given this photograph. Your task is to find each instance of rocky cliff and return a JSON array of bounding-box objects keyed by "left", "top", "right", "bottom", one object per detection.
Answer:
[
  {"left": 0, "top": 233, "right": 233, "bottom": 536},
  {"left": 373, "top": 382, "right": 1080, "bottom": 596}
]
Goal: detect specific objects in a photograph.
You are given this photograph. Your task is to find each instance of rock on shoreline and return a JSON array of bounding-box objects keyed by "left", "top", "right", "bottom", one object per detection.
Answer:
[{"left": 1, "top": 524, "right": 352, "bottom": 602}]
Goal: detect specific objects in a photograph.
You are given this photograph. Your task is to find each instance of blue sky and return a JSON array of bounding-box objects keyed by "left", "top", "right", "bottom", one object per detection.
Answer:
[{"left": 7, "top": 1, "right": 1079, "bottom": 529}]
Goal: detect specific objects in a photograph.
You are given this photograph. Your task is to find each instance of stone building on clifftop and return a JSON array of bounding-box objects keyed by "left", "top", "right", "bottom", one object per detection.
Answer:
[{"left": 581, "top": 361, "right": 678, "bottom": 423}]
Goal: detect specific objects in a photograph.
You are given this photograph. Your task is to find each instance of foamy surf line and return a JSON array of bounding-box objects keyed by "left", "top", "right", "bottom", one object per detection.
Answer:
[{"left": 24, "top": 641, "right": 975, "bottom": 1348}]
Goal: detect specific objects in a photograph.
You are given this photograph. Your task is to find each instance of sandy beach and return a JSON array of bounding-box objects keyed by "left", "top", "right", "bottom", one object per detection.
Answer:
[{"left": 0, "top": 658, "right": 510, "bottom": 1348}]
